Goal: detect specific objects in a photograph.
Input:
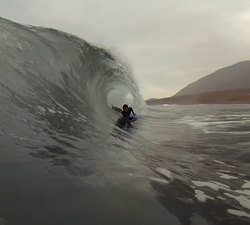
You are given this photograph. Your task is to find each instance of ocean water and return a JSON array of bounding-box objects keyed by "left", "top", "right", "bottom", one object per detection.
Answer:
[{"left": 1, "top": 17, "right": 250, "bottom": 225}]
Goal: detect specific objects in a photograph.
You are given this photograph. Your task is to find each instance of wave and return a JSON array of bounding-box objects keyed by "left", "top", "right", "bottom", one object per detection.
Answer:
[{"left": 0, "top": 17, "right": 144, "bottom": 140}]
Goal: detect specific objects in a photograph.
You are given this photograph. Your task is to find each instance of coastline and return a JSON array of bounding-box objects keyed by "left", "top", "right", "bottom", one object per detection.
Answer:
[{"left": 146, "top": 88, "right": 250, "bottom": 105}]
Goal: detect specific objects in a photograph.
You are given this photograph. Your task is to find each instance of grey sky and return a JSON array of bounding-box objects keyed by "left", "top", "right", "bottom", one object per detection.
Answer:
[{"left": 1, "top": 0, "right": 250, "bottom": 99}]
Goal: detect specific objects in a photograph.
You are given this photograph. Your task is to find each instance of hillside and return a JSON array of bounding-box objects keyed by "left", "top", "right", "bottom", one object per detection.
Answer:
[
  {"left": 146, "top": 88, "right": 250, "bottom": 105},
  {"left": 175, "top": 61, "right": 250, "bottom": 96}
]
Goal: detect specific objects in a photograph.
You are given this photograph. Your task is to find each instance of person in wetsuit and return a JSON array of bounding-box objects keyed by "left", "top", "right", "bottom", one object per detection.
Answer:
[{"left": 121, "top": 104, "right": 137, "bottom": 122}]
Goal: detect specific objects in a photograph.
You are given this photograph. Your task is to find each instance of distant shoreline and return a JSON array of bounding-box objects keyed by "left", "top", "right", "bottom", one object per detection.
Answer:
[{"left": 146, "top": 88, "right": 250, "bottom": 105}]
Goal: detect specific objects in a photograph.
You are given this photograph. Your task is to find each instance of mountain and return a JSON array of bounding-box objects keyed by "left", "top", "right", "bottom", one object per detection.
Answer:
[
  {"left": 174, "top": 61, "right": 250, "bottom": 96},
  {"left": 146, "top": 61, "right": 250, "bottom": 105},
  {"left": 146, "top": 88, "right": 250, "bottom": 105}
]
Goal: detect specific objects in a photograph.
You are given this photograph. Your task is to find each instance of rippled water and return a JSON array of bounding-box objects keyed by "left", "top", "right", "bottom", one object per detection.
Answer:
[{"left": 138, "top": 104, "right": 250, "bottom": 224}]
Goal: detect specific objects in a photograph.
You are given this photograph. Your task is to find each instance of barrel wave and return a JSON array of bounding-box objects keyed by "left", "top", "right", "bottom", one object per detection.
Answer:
[
  {"left": 1, "top": 17, "right": 250, "bottom": 225},
  {"left": 0, "top": 17, "right": 143, "bottom": 134}
]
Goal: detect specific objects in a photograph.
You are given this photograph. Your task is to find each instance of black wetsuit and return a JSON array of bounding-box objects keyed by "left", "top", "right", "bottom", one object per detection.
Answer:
[{"left": 121, "top": 107, "right": 135, "bottom": 121}]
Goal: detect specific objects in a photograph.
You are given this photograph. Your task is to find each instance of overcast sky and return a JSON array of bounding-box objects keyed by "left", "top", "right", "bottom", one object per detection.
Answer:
[{"left": 1, "top": 0, "right": 250, "bottom": 99}]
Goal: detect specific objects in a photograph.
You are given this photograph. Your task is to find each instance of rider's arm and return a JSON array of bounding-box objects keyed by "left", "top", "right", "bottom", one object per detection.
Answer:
[{"left": 130, "top": 107, "right": 136, "bottom": 115}]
